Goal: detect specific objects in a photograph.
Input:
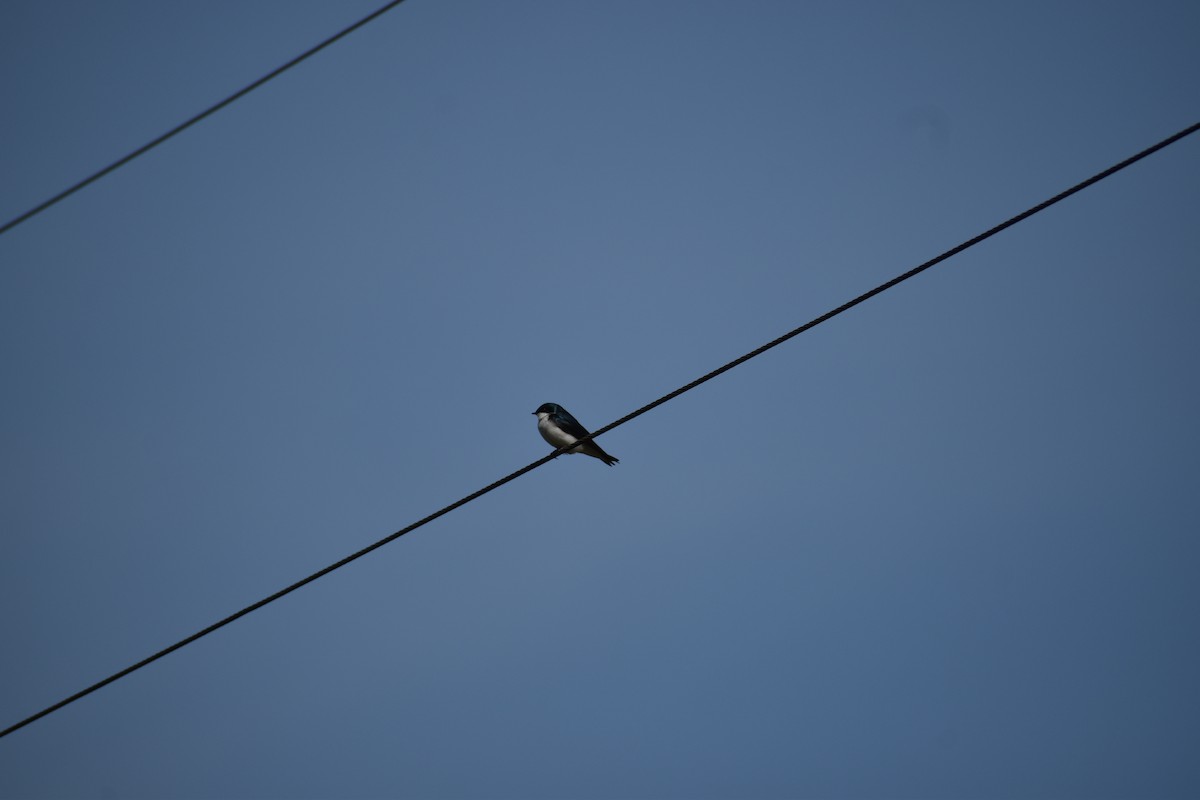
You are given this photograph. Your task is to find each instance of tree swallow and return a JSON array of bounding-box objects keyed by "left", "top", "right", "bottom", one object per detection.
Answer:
[{"left": 533, "top": 403, "right": 619, "bottom": 466}]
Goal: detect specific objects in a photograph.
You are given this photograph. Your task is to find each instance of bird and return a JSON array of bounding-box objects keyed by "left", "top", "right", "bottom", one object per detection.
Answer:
[{"left": 533, "top": 403, "right": 619, "bottom": 466}]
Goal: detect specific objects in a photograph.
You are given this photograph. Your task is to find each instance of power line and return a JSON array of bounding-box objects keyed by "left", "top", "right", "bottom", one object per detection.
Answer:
[
  {"left": 0, "top": 0, "right": 410, "bottom": 238},
  {"left": 2, "top": 121, "right": 1196, "bottom": 739}
]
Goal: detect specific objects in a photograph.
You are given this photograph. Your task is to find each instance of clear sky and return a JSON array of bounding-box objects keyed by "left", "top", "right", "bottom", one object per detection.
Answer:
[{"left": 1, "top": 1, "right": 1198, "bottom": 798}]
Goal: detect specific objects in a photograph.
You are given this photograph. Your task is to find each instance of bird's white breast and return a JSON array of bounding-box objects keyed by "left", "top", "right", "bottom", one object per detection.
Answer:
[{"left": 537, "top": 414, "right": 579, "bottom": 449}]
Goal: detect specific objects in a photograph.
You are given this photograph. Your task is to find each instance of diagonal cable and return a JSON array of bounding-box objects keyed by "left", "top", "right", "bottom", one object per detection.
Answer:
[
  {"left": 0, "top": 0, "right": 410, "bottom": 238},
  {"left": 1, "top": 121, "right": 1196, "bottom": 739}
]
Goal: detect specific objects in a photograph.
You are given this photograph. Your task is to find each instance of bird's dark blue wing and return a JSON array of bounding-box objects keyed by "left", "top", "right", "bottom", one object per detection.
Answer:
[{"left": 551, "top": 408, "right": 591, "bottom": 439}]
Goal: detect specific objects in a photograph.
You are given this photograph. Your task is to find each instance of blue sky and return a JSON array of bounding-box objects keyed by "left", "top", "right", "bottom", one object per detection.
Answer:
[{"left": 1, "top": 1, "right": 1198, "bottom": 798}]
